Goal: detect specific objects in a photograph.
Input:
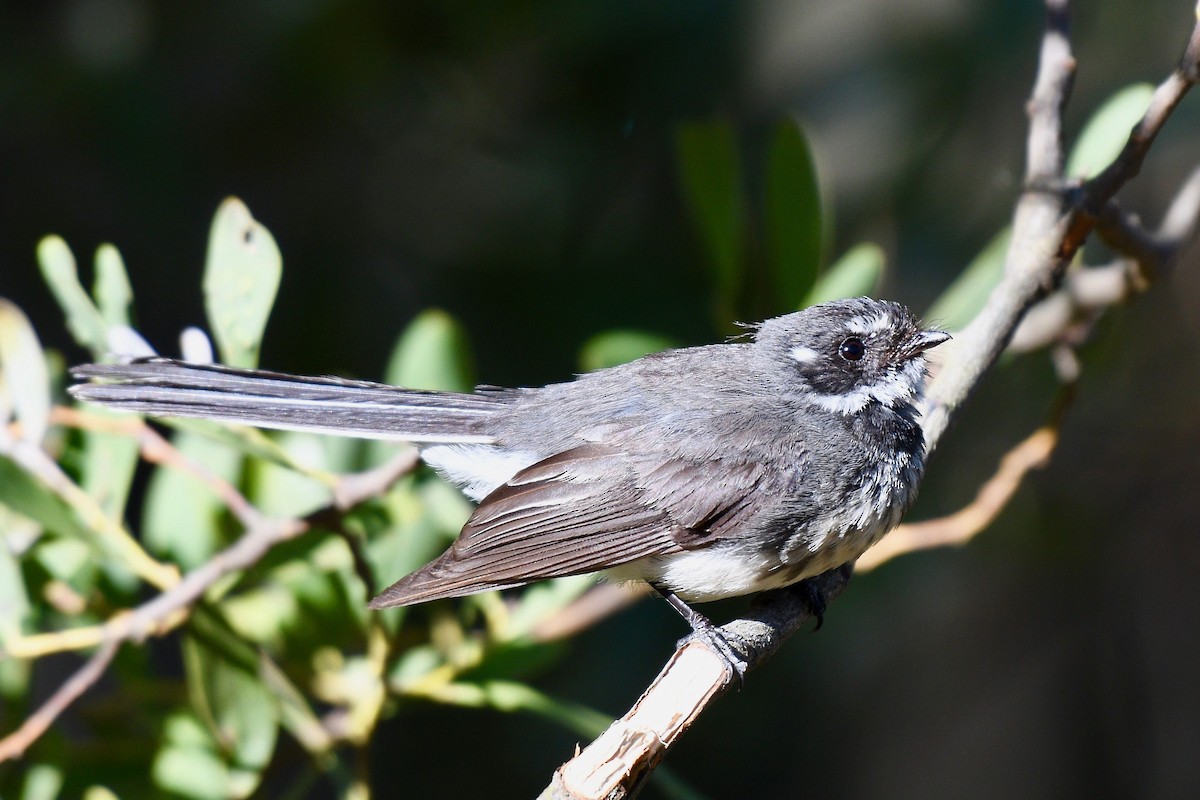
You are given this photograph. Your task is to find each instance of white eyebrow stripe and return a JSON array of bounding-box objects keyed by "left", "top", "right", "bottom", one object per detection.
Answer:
[
  {"left": 845, "top": 312, "right": 894, "bottom": 335},
  {"left": 790, "top": 345, "right": 821, "bottom": 363}
]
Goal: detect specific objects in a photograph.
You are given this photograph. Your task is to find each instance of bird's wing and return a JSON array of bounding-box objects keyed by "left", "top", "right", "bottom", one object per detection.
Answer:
[
  {"left": 370, "top": 443, "right": 677, "bottom": 605},
  {"left": 368, "top": 442, "right": 777, "bottom": 607}
]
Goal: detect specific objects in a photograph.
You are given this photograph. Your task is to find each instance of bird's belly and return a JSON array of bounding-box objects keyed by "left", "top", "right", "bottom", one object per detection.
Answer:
[{"left": 607, "top": 546, "right": 813, "bottom": 603}]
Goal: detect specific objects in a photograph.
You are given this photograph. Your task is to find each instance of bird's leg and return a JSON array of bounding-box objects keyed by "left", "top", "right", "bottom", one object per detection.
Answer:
[{"left": 651, "top": 583, "right": 750, "bottom": 683}]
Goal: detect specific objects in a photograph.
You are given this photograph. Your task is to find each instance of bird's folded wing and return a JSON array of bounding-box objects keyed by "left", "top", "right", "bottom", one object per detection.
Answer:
[{"left": 369, "top": 442, "right": 775, "bottom": 607}]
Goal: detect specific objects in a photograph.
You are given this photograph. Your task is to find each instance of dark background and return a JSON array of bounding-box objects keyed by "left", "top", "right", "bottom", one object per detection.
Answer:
[{"left": 3, "top": 1, "right": 1200, "bottom": 798}]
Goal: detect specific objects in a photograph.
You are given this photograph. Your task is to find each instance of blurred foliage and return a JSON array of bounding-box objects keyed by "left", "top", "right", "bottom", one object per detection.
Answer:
[{"left": 1, "top": 2, "right": 1199, "bottom": 798}]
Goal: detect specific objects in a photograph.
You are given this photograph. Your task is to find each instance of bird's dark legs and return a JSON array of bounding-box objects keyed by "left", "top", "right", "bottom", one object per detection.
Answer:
[{"left": 651, "top": 583, "right": 750, "bottom": 682}]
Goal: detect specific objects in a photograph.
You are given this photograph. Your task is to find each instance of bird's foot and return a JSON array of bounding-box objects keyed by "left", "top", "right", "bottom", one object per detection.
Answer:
[
  {"left": 653, "top": 584, "right": 750, "bottom": 685},
  {"left": 677, "top": 614, "right": 751, "bottom": 686}
]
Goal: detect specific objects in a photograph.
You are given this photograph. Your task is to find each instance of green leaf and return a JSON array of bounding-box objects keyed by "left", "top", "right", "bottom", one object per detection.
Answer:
[
  {"left": 1067, "top": 83, "right": 1155, "bottom": 179},
  {"left": 37, "top": 236, "right": 110, "bottom": 357},
  {"left": 676, "top": 121, "right": 745, "bottom": 309},
  {"left": 765, "top": 119, "right": 824, "bottom": 311},
  {"left": 383, "top": 309, "right": 475, "bottom": 392},
  {"left": 83, "top": 787, "right": 122, "bottom": 800},
  {"left": 182, "top": 623, "right": 280, "bottom": 799},
  {"left": 19, "top": 763, "right": 65, "bottom": 800},
  {"left": 142, "top": 431, "right": 242, "bottom": 569},
  {"left": 246, "top": 431, "right": 334, "bottom": 518},
  {"left": 152, "top": 712, "right": 234, "bottom": 800},
  {"left": 577, "top": 330, "right": 676, "bottom": 372},
  {"left": 802, "top": 242, "right": 885, "bottom": 306},
  {"left": 0, "top": 454, "right": 90, "bottom": 540},
  {"left": 203, "top": 198, "right": 282, "bottom": 368},
  {"left": 0, "top": 509, "right": 34, "bottom": 654},
  {"left": 34, "top": 538, "right": 92, "bottom": 584},
  {"left": 79, "top": 414, "right": 141, "bottom": 531},
  {"left": 925, "top": 227, "right": 1011, "bottom": 331},
  {"left": 93, "top": 243, "right": 134, "bottom": 327},
  {"left": 0, "top": 298, "right": 51, "bottom": 444}
]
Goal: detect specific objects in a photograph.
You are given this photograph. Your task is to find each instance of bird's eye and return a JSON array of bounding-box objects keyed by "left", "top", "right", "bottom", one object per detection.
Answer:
[{"left": 838, "top": 337, "right": 866, "bottom": 361}]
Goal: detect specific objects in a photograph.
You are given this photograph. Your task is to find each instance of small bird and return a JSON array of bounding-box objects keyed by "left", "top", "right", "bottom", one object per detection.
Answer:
[{"left": 71, "top": 297, "right": 948, "bottom": 672}]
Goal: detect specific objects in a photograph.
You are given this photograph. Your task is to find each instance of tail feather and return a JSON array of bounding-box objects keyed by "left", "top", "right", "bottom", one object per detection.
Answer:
[{"left": 70, "top": 358, "right": 511, "bottom": 443}]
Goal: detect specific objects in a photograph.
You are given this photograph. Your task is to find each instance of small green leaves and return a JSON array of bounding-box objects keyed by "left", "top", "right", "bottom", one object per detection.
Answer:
[
  {"left": 0, "top": 299, "right": 50, "bottom": 445},
  {"left": 37, "top": 236, "right": 110, "bottom": 358},
  {"left": 93, "top": 243, "right": 134, "bottom": 327},
  {"left": 1067, "top": 83, "right": 1155, "bottom": 179},
  {"left": 802, "top": 243, "right": 885, "bottom": 307},
  {"left": 578, "top": 330, "right": 676, "bottom": 372},
  {"left": 203, "top": 198, "right": 282, "bottom": 369},
  {"left": 766, "top": 119, "right": 824, "bottom": 309}
]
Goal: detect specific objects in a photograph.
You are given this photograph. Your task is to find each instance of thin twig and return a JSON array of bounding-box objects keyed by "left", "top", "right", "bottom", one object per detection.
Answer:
[{"left": 0, "top": 639, "right": 121, "bottom": 761}]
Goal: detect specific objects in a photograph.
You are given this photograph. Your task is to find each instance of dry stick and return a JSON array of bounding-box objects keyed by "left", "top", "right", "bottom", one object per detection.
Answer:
[
  {"left": 0, "top": 639, "right": 120, "bottom": 761},
  {"left": 544, "top": 3, "right": 1200, "bottom": 797},
  {"left": 0, "top": 449, "right": 419, "bottom": 761}
]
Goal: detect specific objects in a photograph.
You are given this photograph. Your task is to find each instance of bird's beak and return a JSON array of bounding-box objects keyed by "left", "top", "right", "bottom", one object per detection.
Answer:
[{"left": 904, "top": 329, "right": 951, "bottom": 359}]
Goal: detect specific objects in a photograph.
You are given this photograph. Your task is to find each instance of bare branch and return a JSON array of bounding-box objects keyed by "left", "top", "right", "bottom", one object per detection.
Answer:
[{"left": 0, "top": 639, "right": 121, "bottom": 761}]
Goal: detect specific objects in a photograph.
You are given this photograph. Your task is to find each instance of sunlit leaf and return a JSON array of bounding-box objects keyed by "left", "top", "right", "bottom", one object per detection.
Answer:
[
  {"left": 93, "top": 243, "right": 134, "bottom": 327},
  {"left": 183, "top": 621, "right": 279, "bottom": 799},
  {"left": 1067, "top": 83, "right": 1155, "bottom": 179},
  {"left": 152, "top": 713, "right": 232, "bottom": 800},
  {"left": 578, "top": 330, "right": 676, "bottom": 372},
  {"left": 203, "top": 198, "right": 282, "bottom": 368},
  {"left": 79, "top": 418, "right": 140, "bottom": 531},
  {"left": 83, "top": 787, "right": 122, "bottom": 800},
  {"left": 383, "top": 309, "right": 474, "bottom": 392},
  {"left": 142, "top": 432, "right": 242, "bottom": 569},
  {"left": 676, "top": 120, "right": 745, "bottom": 309},
  {"left": 0, "top": 454, "right": 89, "bottom": 540},
  {"left": 802, "top": 242, "right": 885, "bottom": 306},
  {"left": 925, "top": 227, "right": 1011, "bottom": 331},
  {"left": 0, "top": 510, "right": 33, "bottom": 660},
  {"left": 0, "top": 298, "right": 51, "bottom": 444},
  {"left": 766, "top": 118, "right": 823, "bottom": 311},
  {"left": 37, "top": 236, "right": 109, "bottom": 357},
  {"left": 19, "top": 763, "right": 64, "bottom": 800},
  {"left": 34, "top": 538, "right": 92, "bottom": 584},
  {"left": 246, "top": 431, "right": 334, "bottom": 518}
]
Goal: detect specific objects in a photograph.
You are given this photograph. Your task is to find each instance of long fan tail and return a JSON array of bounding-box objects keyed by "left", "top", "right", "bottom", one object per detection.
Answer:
[{"left": 70, "top": 358, "right": 512, "bottom": 443}]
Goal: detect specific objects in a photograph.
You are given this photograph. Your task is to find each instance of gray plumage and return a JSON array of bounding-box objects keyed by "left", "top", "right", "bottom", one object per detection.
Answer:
[{"left": 69, "top": 297, "right": 949, "bottom": 611}]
